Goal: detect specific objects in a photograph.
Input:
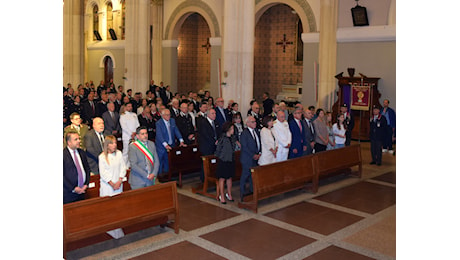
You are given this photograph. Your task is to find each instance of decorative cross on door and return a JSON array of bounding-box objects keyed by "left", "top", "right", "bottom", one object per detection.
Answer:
[
  {"left": 201, "top": 38, "right": 211, "bottom": 54},
  {"left": 276, "top": 34, "right": 294, "bottom": 53}
]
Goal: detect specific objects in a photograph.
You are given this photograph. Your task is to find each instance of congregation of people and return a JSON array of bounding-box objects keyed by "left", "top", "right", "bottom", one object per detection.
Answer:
[{"left": 63, "top": 79, "right": 396, "bottom": 234}]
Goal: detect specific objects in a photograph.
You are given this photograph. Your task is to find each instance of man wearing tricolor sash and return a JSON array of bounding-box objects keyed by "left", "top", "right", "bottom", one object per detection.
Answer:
[{"left": 128, "top": 126, "right": 159, "bottom": 189}]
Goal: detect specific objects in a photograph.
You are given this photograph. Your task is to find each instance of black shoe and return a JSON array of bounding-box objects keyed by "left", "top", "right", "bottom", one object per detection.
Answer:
[
  {"left": 225, "top": 193, "right": 234, "bottom": 202},
  {"left": 370, "top": 161, "right": 376, "bottom": 165},
  {"left": 376, "top": 162, "right": 381, "bottom": 166},
  {"left": 220, "top": 200, "right": 227, "bottom": 205}
]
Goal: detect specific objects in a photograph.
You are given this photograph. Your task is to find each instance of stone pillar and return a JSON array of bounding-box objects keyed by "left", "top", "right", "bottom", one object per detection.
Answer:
[
  {"left": 301, "top": 32, "right": 320, "bottom": 107},
  {"left": 63, "top": 0, "right": 84, "bottom": 86},
  {"left": 317, "top": 0, "right": 338, "bottom": 110},
  {"left": 151, "top": 0, "right": 163, "bottom": 82},
  {"left": 125, "top": 0, "right": 150, "bottom": 95},
  {"left": 222, "top": 0, "right": 255, "bottom": 119},
  {"left": 209, "top": 37, "right": 221, "bottom": 98},
  {"left": 162, "top": 40, "right": 179, "bottom": 93}
]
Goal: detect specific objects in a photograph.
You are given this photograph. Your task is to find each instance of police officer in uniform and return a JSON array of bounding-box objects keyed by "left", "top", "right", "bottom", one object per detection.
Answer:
[{"left": 369, "top": 105, "right": 387, "bottom": 166}]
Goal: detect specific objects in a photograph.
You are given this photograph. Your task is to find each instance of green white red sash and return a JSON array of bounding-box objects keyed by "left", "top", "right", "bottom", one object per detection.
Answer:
[{"left": 133, "top": 140, "right": 154, "bottom": 166}]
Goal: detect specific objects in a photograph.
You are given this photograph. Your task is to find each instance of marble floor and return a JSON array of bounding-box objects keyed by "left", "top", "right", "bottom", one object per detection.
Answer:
[{"left": 66, "top": 141, "right": 396, "bottom": 260}]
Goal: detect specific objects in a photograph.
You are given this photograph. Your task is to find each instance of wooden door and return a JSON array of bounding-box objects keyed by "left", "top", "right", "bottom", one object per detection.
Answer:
[{"left": 104, "top": 56, "right": 113, "bottom": 85}]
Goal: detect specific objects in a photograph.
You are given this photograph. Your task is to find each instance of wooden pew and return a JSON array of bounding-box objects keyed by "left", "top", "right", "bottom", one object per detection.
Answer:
[
  {"left": 238, "top": 155, "right": 319, "bottom": 213},
  {"left": 237, "top": 144, "right": 363, "bottom": 213},
  {"left": 84, "top": 170, "right": 131, "bottom": 199},
  {"left": 315, "top": 144, "right": 362, "bottom": 179},
  {"left": 158, "top": 144, "right": 202, "bottom": 187},
  {"left": 63, "top": 182, "right": 179, "bottom": 257},
  {"left": 192, "top": 150, "right": 242, "bottom": 199}
]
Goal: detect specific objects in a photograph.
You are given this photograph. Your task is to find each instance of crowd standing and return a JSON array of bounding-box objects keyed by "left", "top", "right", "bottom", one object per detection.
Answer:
[{"left": 63, "top": 81, "right": 395, "bottom": 206}]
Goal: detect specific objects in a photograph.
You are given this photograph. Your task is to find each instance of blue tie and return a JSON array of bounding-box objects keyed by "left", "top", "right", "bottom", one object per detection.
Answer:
[{"left": 166, "top": 121, "right": 173, "bottom": 144}]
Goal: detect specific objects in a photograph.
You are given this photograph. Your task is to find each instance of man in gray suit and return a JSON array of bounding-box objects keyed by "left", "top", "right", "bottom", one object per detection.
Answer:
[
  {"left": 84, "top": 117, "right": 110, "bottom": 174},
  {"left": 102, "top": 102, "right": 121, "bottom": 134},
  {"left": 128, "top": 126, "right": 160, "bottom": 189}
]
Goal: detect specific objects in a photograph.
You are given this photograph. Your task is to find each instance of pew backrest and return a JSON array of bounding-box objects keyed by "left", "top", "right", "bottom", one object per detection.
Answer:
[
  {"left": 63, "top": 181, "right": 179, "bottom": 255},
  {"left": 315, "top": 144, "right": 362, "bottom": 178}
]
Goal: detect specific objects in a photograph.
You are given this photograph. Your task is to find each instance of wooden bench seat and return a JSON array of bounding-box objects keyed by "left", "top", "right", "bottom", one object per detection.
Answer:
[
  {"left": 315, "top": 144, "right": 362, "bottom": 178},
  {"left": 192, "top": 150, "right": 242, "bottom": 199},
  {"left": 63, "top": 182, "right": 179, "bottom": 257},
  {"left": 158, "top": 144, "right": 202, "bottom": 187},
  {"left": 237, "top": 144, "right": 362, "bottom": 213},
  {"left": 238, "top": 155, "right": 318, "bottom": 213}
]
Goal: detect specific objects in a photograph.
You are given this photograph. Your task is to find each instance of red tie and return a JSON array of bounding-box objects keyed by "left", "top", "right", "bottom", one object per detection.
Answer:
[{"left": 298, "top": 120, "right": 302, "bottom": 133}]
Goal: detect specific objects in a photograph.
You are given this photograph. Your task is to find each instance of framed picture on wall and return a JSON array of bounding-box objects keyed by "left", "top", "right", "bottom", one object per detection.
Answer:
[{"left": 351, "top": 5, "right": 369, "bottom": 26}]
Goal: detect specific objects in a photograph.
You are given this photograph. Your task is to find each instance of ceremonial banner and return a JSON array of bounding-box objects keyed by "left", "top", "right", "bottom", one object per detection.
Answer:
[{"left": 351, "top": 85, "right": 370, "bottom": 110}]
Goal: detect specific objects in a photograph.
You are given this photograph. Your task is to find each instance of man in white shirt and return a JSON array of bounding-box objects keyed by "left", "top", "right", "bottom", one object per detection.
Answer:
[
  {"left": 272, "top": 110, "right": 291, "bottom": 162},
  {"left": 119, "top": 103, "right": 140, "bottom": 166}
]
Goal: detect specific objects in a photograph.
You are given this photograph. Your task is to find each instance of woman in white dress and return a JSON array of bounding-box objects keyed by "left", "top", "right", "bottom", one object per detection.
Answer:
[
  {"left": 99, "top": 135, "right": 127, "bottom": 239},
  {"left": 271, "top": 110, "right": 291, "bottom": 162},
  {"left": 258, "top": 116, "right": 278, "bottom": 166}
]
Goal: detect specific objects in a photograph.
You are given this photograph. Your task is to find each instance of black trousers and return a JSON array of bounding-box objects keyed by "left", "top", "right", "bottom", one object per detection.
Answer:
[
  {"left": 370, "top": 139, "right": 383, "bottom": 164},
  {"left": 382, "top": 126, "right": 393, "bottom": 150}
]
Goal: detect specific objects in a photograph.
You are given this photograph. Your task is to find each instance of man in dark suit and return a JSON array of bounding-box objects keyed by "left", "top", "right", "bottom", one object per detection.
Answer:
[
  {"left": 303, "top": 108, "right": 316, "bottom": 156},
  {"left": 370, "top": 105, "right": 387, "bottom": 166},
  {"left": 340, "top": 103, "right": 355, "bottom": 146},
  {"left": 84, "top": 117, "right": 111, "bottom": 175},
  {"left": 197, "top": 108, "right": 220, "bottom": 182},
  {"left": 239, "top": 116, "right": 261, "bottom": 201},
  {"left": 96, "top": 93, "right": 109, "bottom": 117},
  {"left": 176, "top": 102, "right": 196, "bottom": 145},
  {"left": 63, "top": 131, "right": 91, "bottom": 204},
  {"left": 288, "top": 107, "right": 307, "bottom": 159},
  {"left": 215, "top": 97, "right": 231, "bottom": 126},
  {"left": 155, "top": 109, "right": 186, "bottom": 174},
  {"left": 247, "top": 102, "right": 263, "bottom": 129},
  {"left": 262, "top": 92, "right": 275, "bottom": 117},
  {"left": 169, "top": 98, "right": 180, "bottom": 119},
  {"left": 81, "top": 91, "right": 97, "bottom": 126},
  {"left": 102, "top": 102, "right": 121, "bottom": 135},
  {"left": 149, "top": 80, "right": 158, "bottom": 93}
]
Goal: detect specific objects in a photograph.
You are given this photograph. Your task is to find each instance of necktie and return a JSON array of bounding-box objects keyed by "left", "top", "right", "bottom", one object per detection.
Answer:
[
  {"left": 73, "top": 150, "right": 84, "bottom": 187},
  {"left": 90, "top": 101, "right": 95, "bottom": 113},
  {"left": 308, "top": 120, "right": 314, "bottom": 134},
  {"left": 211, "top": 120, "right": 216, "bottom": 139},
  {"left": 99, "top": 133, "right": 104, "bottom": 149},
  {"left": 166, "top": 121, "right": 173, "bottom": 144},
  {"left": 252, "top": 129, "right": 260, "bottom": 152},
  {"left": 298, "top": 120, "right": 302, "bottom": 133}
]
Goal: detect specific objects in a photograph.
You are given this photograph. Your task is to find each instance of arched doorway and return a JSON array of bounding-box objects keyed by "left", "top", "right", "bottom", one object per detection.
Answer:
[
  {"left": 104, "top": 56, "right": 114, "bottom": 84},
  {"left": 177, "top": 13, "right": 211, "bottom": 95},
  {"left": 254, "top": 4, "right": 303, "bottom": 103}
]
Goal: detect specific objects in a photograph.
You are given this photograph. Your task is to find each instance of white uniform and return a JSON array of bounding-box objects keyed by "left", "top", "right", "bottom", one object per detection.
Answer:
[
  {"left": 119, "top": 111, "right": 140, "bottom": 166},
  {"left": 271, "top": 119, "right": 292, "bottom": 162},
  {"left": 98, "top": 150, "right": 127, "bottom": 239}
]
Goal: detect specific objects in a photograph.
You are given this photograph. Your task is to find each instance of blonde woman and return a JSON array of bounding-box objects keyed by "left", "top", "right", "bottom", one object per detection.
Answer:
[{"left": 99, "top": 135, "right": 127, "bottom": 239}]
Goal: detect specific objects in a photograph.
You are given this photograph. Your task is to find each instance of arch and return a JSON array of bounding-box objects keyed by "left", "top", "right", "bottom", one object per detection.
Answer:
[
  {"left": 99, "top": 52, "right": 117, "bottom": 68},
  {"left": 164, "top": 0, "right": 220, "bottom": 40},
  {"left": 255, "top": 0, "right": 317, "bottom": 32}
]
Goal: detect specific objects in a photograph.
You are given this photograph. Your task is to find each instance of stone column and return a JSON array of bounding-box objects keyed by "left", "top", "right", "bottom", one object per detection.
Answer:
[
  {"left": 162, "top": 40, "right": 179, "bottom": 93},
  {"left": 63, "top": 0, "right": 84, "bottom": 86},
  {"left": 151, "top": 0, "right": 163, "bottom": 82},
  {"left": 317, "top": 0, "right": 338, "bottom": 110},
  {"left": 125, "top": 0, "right": 150, "bottom": 94},
  {"left": 209, "top": 37, "right": 221, "bottom": 98},
  {"left": 222, "top": 0, "right": 255, "bottom": 118},
  {"left": 301, "top": 32, "right": 320, "bottom": 107}
]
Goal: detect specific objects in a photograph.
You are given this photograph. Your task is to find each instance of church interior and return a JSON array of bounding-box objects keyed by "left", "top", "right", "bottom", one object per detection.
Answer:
[
  {"left": 60, "top": 0, "right": 398, "bottom": 258},
  {"left": 7, "top": 0, "right": 460, "bottom": 258}
]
